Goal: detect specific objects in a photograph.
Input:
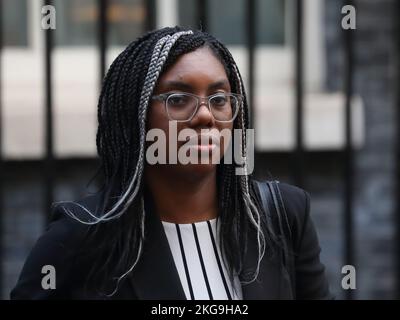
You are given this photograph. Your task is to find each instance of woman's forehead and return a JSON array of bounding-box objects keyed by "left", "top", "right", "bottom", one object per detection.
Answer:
[{"left": 158, "top": 46, "right": 229, "bottom": 85}]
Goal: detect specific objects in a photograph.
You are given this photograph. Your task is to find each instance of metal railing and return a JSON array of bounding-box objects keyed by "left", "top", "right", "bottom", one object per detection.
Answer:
[{"left": 0, "top": 0, "right": 4, "bottom": 299}]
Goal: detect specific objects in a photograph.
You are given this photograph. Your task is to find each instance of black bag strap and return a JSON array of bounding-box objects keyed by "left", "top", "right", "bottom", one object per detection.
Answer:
[{"left": 256, "top": 180, "right": 296, "bottom": 297}]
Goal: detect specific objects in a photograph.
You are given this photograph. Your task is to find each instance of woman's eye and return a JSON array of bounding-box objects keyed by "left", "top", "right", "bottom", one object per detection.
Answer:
[
  {"left": 211, "top": 95, "right": 228, "bottom": 106},
  {"left": 168, "top": 95, "right": 188, "bottom": 105}
]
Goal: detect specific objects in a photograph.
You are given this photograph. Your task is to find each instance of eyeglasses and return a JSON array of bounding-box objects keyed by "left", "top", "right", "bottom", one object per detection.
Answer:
[{"left": 151, "top": 92, "right": 242, "bottom": 122}]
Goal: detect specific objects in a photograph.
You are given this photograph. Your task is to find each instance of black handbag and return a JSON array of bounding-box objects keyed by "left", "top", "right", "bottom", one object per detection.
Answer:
[{"left": 255, "top": 180, "right": 296, "bottom": 298}]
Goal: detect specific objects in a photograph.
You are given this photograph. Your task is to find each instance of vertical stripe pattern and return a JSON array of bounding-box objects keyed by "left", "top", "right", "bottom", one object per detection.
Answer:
[
  {"left": 175, "top": 224, "right": 194, "bottom": 300},
  {"left": 192, "top": 223, "right": 213, "bottom": 299},
  {"left": 162, "top": 218, "right": 243, "bottom": 300},
  {"left": 207, "top": 221, "right": 232, "bottom": 299}
]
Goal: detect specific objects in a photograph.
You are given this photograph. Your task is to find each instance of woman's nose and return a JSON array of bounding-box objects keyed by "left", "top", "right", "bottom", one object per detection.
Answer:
[{"left": 191, "top": 101, "right": 214, "bottom": 126}]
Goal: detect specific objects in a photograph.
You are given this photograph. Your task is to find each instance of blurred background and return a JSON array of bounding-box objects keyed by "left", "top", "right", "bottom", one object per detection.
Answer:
[{"left": 0, "top": 0, "right": 398, "bottom": 299}]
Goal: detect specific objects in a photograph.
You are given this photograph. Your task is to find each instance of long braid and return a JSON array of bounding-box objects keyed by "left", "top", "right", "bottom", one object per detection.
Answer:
[
  {"left": 115, "top": 41, "right": 149, "bottom": 188},
  {"left": 128, "top": 31, "right": 195, "bottom": 205}
]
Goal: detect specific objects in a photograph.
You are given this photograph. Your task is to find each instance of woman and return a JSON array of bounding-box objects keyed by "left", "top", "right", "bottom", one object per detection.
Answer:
[{"left": 11, "top": 26, "right": 332, "bottom": 300}]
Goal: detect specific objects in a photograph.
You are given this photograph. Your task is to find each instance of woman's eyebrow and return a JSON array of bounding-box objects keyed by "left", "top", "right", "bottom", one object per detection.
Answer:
[
  {"left": 161, "top": 79, "right": 230, "bottom": 91},
  {"left": 163, "top": 81, "right": 193, "bottom": 91},
  {"left": 208, "top": 79, "right": 230, "bottom": 90}
]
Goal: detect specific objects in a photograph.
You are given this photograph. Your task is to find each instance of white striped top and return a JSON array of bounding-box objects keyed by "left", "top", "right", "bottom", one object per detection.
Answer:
[{"left": 162, "top": 218, "right": 243, "bottom": 300}]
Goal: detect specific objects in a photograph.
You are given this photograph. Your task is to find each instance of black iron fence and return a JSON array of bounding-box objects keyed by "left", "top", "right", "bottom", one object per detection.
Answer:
[
  {"left": 395, "top": 0, "right": 400, "bottom": 301},
  {"left": 0, "top": 0, "right": 3, "bottom": 298},
  {"left": 0, "top": 0, "right": 398, "bottom": 299}
]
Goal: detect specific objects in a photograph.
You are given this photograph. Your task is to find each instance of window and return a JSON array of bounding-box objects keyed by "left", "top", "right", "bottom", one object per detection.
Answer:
[
  {"left": 178, "top": 0, "right": 287, "bottom": 45},
  {"left": 256, "top": 0, "right": 287, "bottom": 45},
  {"left": 54, "top": 0, "right": 146, "bottom": 47},
  {"left": 3, "top": 0, "right": 28, "bottom": 47}
]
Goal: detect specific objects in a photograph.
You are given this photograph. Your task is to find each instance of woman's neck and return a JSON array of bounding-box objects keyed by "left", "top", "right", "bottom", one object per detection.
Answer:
[{"left": 145, "top": 166, "right": 219, "bottom": 224}]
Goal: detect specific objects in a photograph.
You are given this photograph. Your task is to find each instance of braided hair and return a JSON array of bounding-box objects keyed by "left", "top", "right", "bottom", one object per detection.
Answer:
[{"left": 58, "top": 26, "right": 277, "bottom": 297}]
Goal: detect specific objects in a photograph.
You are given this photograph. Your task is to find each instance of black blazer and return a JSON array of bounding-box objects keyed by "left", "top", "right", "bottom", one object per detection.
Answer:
[{"left": 10, "top": 182, "right": 333, "bottom": 300}]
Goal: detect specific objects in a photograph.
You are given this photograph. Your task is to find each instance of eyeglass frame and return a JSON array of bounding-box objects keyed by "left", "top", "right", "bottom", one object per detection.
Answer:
[{"left": 151, "top": 92, "right": 243, "bottom": 122}]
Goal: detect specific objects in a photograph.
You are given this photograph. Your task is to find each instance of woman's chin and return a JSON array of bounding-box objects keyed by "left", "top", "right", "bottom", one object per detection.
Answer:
[
  {"left": 169, "top": 160, "right": 218, "bottom": 179},
  {"left": 180, "top": 162, "right": 217, "bottom": 175}
]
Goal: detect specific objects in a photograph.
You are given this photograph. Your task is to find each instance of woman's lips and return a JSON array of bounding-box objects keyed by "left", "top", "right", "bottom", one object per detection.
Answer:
[
  {"left": 184, "top": 134, "right": 220, "bottom": 154},
  {"left": 188, "top": 143, "right": 217, "bottom": 151},
  {"left": 185, "top": 134, "right": 220, "bottom": 146}
]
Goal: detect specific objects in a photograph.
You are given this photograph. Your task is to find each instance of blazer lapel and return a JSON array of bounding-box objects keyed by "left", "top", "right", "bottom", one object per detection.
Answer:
[{"left": 128, "top": 198, "right": 186, "bottom": 300}]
